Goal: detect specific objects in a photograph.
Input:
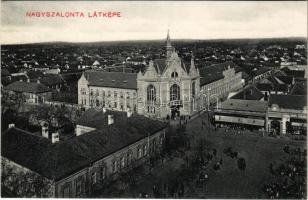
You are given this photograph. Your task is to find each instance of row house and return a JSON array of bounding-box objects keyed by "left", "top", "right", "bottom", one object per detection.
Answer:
[{"left": 1, "top": 109, "right": 167, "bottom": 197}]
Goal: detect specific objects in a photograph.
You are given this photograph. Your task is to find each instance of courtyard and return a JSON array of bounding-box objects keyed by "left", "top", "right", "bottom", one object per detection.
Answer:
[{"left": 97, "top": 112, "right": 306, "bottom": 198}]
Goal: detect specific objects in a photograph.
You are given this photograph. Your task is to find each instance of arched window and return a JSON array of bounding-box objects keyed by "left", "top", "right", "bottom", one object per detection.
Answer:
[
  {"left": 147, "top": 84, "right": 156, "bottom": 102},
  {"left": 170, "top": 84, "right": 180, "bottom": 101},
  {"left": 171, "top": 71, "right": 178, "bottom": 78},
  {"left": 143, "top": 145, "right": 148, "bottom": 156},
  {"left": 192, "top": 82, "right": 196, "bottom": 98}
]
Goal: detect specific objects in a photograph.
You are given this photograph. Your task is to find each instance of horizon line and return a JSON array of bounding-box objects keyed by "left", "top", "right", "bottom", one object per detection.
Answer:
[{"left": 2, "top": 36, "right": 307, "bottom": 45}]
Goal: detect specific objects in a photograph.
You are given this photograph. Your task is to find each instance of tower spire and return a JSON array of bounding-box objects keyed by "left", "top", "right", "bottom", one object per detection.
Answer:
[
  {"left": 166, "top": 29, "right": 171, "bottom": 47},
  {"left": 166, "top": 29, "right": 173, "bottom": 58}
]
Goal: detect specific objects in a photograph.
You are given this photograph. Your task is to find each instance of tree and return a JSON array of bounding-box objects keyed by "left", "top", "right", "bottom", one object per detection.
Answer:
[
  {"left": 1, "top": 91, "right": 26, "bottom": 116},
  {"left": 28, "top": 104, "right": 72, "bottom": 129},
  {"left": 1, "top": 162, "right": 54, "bottom": 197}
]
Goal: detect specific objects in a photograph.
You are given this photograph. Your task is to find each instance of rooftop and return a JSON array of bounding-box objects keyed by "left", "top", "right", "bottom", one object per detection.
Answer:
[
  {"left": 4, "top": 81, "right": 51, "bottom": 94},
  {"left": 230, "top": 85, "right": 264, "bottom": 101},
  {"left": 199, "top": 61, "right": 239, "bottom": 86},
  {"left": 2, "top": 110, "right": 167, "bottom": 181},
  {"left": 290, "top": 81, "right": 307, "bottom": 96},
  {"left": 269, "top": 94, "right": 306, "bottom": 110},
  {"left": 219, "top": 99, "right": 268, "bottom": 113},
  {"left": 39, "top": 74, "right": 65, "bottom": 86},
  {"left": 84, "top": 70, "right": 137, "bottom": 90},
  {"left": 152, "top": 58, "right": 191, "bottom": 75}
]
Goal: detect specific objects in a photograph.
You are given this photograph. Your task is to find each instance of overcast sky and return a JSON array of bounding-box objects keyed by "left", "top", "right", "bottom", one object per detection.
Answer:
[{"left": 1, "top": 1, "right": 307, "bottom": 44}]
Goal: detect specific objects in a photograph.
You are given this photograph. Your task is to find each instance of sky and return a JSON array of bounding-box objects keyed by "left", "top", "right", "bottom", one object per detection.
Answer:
[{"left": 1, "top": 1, "right": 307, "bottom": 44}]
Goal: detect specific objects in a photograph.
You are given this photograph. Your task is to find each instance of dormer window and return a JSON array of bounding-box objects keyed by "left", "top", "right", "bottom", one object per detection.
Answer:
[{"left": 171, "top": 71, "right": 178, "bottom": 78}]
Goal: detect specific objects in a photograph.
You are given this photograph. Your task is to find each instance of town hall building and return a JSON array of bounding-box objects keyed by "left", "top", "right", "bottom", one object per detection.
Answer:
[{"left": 78, "top": 31, "right": 243, "bottom": 119}]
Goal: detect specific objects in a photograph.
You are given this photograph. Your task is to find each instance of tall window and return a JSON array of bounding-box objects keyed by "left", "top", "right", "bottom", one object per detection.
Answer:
[
  {"left": 101, "top": 165, "right": 106, "bottom": 181},
  {"left": 171, "top": 71, "right": 178, "bottom": 78},
  {"left": 137, "top": 147, "right": 142, "bottom": 158},
  {"left": 62, "top": 183, "right": 71, "bottom": 198},
  {"left": 121, "top": 157, "right": 126, "bottom": 168},
  {"left": 170, "top": 84, "right": 180, "bottom": 101},
  {"left": 192, "top": 82, "right": 196, "bottom": 98},
  {"left": 147, "top": 84, "right": 156, "bottom": 102},
  {"left": 143, "top": 145, "right": 148, "bottom": 156},
  {"left": 112, "top": 161, "right": 117, "bottom": 173},
  {"left": 92, "top": 172, "right": 97, "bottom": 185},
  {"left": 75, "top": 177, "right": 83, "bottom": 197},
  {"left": 96, "top": 99, "right": 100, "bottom": 107},
  {"left": 127, "top": 152, "right": 132, "bottom": 165}
]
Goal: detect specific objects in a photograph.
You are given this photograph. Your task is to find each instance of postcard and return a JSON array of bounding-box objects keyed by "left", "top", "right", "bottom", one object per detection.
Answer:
[{"left": 1, "top": 1, "right": 307, "bottom": 199}]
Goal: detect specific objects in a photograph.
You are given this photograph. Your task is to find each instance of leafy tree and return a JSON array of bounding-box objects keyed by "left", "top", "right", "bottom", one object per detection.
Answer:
[{"left": 1, "top": 162, "right": 54, "bottom": 197}]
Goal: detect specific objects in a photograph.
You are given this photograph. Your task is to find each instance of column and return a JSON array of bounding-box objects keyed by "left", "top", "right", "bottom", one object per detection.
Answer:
[{"left": 281, "top": 115, "right": 290, "bottom": 134}]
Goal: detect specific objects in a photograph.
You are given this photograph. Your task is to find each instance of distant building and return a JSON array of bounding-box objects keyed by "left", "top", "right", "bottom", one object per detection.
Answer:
[
  {"left": 214, "top": 99, "right": 268, "bottom": 131},
  {"left": 44, "top": 68, "right": 61, "bottom": 75},
  {"left": 4, "top": 80, "right": 52, "bottom": 104},
  {"left": 2, "top": 109, "right": 167, "bottom": 197},
  {"left": 78, "top": 31, "right": 243, "bottom": 119},
  {"left": 252, "top": 67, "right": 272, "bottom": 83},
  {"left": 268, "top": 94, "right": 307, "bottom": 134},
  {"left": 230, "top": 85, "right": 264, "bottom": 101},
  {"left": 78, "top": 71, "right": 138, "bottom": 112},
  {"left": 39, "top": 74, "right": 66, "bottom": 91}
]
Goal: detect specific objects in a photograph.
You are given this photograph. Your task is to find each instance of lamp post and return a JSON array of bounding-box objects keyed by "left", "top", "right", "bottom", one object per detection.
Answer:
[{"left": 207, "top": 88, "right": 210, "bottom": 111}]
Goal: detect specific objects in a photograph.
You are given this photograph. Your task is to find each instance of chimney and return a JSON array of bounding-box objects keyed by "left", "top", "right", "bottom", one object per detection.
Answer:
[
  {"left": 8, "top": 123, "right": 15, "bottom": 128},
  {"left": 51, "top": 132, "right": 59, "bottom": 143},
  {"left": 102, "top": 107, "right": 107, "bottom": 113},
  {"left": 42, "top": 124, "right": 49, "bottom": 138},
  {"left": 108, "top": 115, "right": 114, "bottom": 125},
  {"left": 127, "top": 109, "right": 132, "bottom": 118}
]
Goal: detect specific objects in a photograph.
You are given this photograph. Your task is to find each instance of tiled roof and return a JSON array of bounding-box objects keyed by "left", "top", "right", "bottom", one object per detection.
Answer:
[
  {"left": 4, "top": 81, "right": 51, "bottom": 94},
  {"left": 219, "top": 99, "right": 268, "bottom": 113},
  {"left": 2, "top": 110, "right": 167, "bottom": 181},
  {"left": 231, "top": 85, "right": 264, "bottom": 101},
  {"left": 256, "top": 83, "right": 274, "bottom": 92},
  {"left": 253, "top": 66, "right": 271, "bottom": 76},
  {"left": 269, "top": 94, "right": 306, "bottom": 110},
  {"left": 84, "top": 70, "right": 137, "bottom": 90},
  {"left": 282, "top": 68, "right": 305, "bottom": 78},
  {"left": 153, "top": 58, "right": 190, "bottom": 74},
  {"left": 290, "top": 82, "right": 307, "bottom": 95},
  {"left": 199, "top": 61, "right": 238, "bottom": 86},
  {"left": 153, "top": 59, "right": 166, "bottom": 74},
  {"left": 39, "top": 74, "right": 65, "bottom": 87}
]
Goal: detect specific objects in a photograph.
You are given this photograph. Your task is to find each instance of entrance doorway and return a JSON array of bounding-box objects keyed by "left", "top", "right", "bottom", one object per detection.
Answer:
[
  {"left": 271, "top": 120, "right": 280, "bottom": 134},
  {"left": 170, "top": 84, "right": 181, "bottom": 119},
  {"left": 171, "top": 105, "right": 180, "bottom": 119}
]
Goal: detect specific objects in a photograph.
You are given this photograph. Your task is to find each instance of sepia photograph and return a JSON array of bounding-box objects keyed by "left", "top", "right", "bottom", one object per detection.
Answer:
[{"left": 1, "top": 1, "right": 307, "bottom": 198}]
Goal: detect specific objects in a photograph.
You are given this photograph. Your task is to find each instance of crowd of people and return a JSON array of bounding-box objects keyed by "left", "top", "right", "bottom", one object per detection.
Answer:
[{"left": 263, "top": 146, "right": 306, "bottom": 199}]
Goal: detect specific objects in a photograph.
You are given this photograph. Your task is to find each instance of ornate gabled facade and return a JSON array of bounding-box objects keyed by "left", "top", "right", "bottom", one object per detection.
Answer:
[
  {"left": 137, "top": 32, "right": 200, "bottom": 119},
  {"left": 78, "top": 31, "right": 243, "bottom": 119}
]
